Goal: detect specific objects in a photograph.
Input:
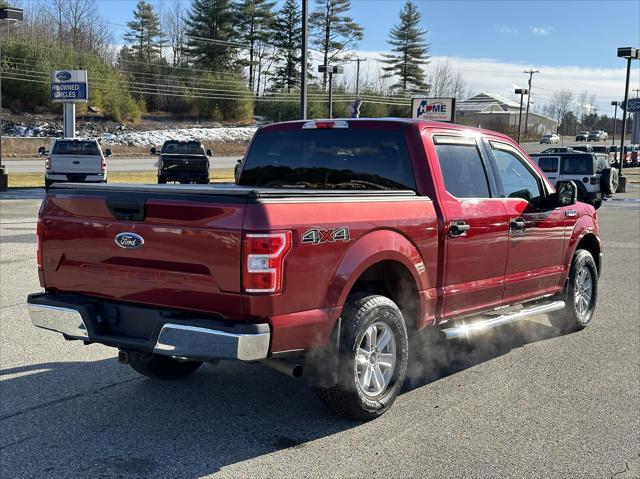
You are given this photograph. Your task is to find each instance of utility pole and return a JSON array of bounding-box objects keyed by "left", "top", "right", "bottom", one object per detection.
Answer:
[
  {"left": 515, "top": 88, "right": 528, "bottom": 144},
  {"left": 523, "top": 69, "right": 539, "bottom": 141},
  {"left": 349, "top": 57, "right": 367, "bottom": 98},
  {"left": 300, "top": 0, "right": 308, "bottom": 120}
]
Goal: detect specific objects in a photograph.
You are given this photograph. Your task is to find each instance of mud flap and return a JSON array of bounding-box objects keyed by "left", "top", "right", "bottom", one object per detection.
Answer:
[{"left": 302, "top": 318, "right": 340, "bottom": 388}]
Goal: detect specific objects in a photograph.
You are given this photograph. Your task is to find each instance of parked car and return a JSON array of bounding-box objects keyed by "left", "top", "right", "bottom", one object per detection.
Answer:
[
  {"left": 38, "top": 138, "right": 110, "bottom": 189},
  {"left": 28, "top": 119, "right": 601, "bottom": 420},
  {"left": 540, "top": 147, "right": 573, "bottom": 154},
  {"left": 575, "top": 131, "right": 590, "bottom": 141},
  {"left": 152, "top": 140, "right": 211, "bottom": 184},
  {"left": 530, "top": 152, "right": 618, "bottom": 208},
  {"left": 587, "top": 130, "right": 608, "bottom": 142},
  {"left": 540, "top": 133, "right": 560, "bottom": 144}
]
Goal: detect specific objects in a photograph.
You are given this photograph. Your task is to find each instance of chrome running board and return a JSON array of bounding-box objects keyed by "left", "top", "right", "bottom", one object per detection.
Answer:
[{"left": 441, "top": 301, "right": 565, "bottom": 340}]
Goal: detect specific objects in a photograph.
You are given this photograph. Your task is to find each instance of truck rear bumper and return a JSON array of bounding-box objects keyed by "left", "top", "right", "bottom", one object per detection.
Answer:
[{"left": 27, "top": 293, "right": 270, "bottom": 361}]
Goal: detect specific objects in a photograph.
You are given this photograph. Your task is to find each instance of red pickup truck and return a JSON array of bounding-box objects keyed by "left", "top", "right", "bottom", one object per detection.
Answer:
[{"left": 28, "top": 119, "right": 601, "bottom": 420}]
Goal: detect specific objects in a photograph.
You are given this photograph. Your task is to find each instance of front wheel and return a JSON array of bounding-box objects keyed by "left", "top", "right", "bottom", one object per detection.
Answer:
[
  {"left": 316, "top": 294, "right": 409, "bottom": 421},
  {"left": 550, "top": 249, "right": 598, "bottom": 333},
  {"left": 127, "top": 351, "right": 203, "bottom": 380}
]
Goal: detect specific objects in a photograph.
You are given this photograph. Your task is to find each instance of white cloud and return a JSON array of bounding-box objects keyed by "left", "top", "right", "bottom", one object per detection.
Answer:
[
  {"left": 327, "top": 51, "right": 640, "bottom": 114},
  {"left": 531, "top": 26, "right": 553, "bottom": 36},
  {"left": 496, "top": 26, "right": 519, "bottom": 35}
]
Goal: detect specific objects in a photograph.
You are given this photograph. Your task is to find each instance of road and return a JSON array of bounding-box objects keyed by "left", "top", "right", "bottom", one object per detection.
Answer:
[
  {"left": 1, "top": 156, "right": 242, "bottom": 173},
  {"left": 0, "top": 188, "right": 638, "bottom": 478}
]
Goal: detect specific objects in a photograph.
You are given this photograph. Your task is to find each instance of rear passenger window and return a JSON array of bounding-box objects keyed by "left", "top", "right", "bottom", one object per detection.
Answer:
[
  {"left": 536, "top": 156, "right": 559, "bottom": 173},
  {"left": 434, "top": 138, "right": 491, "bottom": 198}
]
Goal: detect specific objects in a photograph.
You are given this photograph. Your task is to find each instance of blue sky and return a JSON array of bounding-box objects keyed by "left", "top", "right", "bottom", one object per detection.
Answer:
[{"left": 100, "top": 0, "right": 640, "bottom": 69}]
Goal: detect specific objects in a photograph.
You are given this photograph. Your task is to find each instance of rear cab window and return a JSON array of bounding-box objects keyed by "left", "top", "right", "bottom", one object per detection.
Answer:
[
  {"left": 239, "top": 127, "right": 417, "bottom": 190},
  {"left": 432, "top": 136, "right": 492, "bottom": 198},
  {"left": 161, "top": 141, "right": 205, "bottom": 155},
  {"left": 52, "top": 140, "right": 100, "bottom": 156}
]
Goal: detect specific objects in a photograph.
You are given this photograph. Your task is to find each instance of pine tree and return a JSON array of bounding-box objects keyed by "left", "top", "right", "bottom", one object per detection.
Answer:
[
  {"left": 124, "top": 0, "right": 164, "bottom": 65},
  {"left": 237, "top": 0, "right": 276, "bottom": 93},
  {"left": 382, "top": 0, "right": 430, "bottom": 92},
  {"left": 271, "top": 0, "right": 302, "bottom": 92},
  {"left": 185, "top": 0, "right": 238, "bottom": 70},
  {"left": 309, "top": 0, "right": 363, "bottom": 89}
]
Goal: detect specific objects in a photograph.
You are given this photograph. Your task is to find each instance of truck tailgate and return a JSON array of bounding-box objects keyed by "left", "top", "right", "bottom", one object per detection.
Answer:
[
  {"left": 39, "top": 185, "right": 247, "bottom": 318},
  {"left": 50, "top": 155, "right": 102, "bottom": 174}
]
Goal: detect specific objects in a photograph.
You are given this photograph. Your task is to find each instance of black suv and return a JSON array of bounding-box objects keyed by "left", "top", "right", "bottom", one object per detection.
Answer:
[{"left": 152, "top": 140, "right": 211, "bottom": 184}]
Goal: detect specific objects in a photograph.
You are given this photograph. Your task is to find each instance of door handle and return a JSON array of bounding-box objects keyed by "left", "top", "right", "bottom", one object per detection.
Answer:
[
  {"left": 449, "top": 220, "right": 470, "bottom": 237},
  {"left": 509, "top": 218, "right": 526, "bottom": 232}
]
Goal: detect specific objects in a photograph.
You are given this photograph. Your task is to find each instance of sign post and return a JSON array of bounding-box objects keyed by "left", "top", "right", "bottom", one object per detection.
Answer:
[
  {"left": 411, "top": 97, "right": 456, "bottom": 123},
  {"left": 51, "top": 70, "right": 88, "bottom": 138}
]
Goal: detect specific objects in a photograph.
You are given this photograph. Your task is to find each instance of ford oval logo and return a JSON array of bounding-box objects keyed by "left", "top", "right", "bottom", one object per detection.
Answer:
[
  {"left": 115, "top": 232, "right": 144, "bottom": 249},
  {"left": 56, "top": 71, "right": 72, "bottom": 81}
]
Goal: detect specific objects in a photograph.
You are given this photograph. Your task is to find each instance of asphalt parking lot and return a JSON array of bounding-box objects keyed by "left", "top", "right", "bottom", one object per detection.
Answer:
[{"left": 1, "top": 187, "right": 638, "bottom": 478}]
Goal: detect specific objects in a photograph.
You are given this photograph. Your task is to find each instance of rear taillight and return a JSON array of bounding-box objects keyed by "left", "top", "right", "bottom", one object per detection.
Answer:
[
  {"left": 36, "top": 217, "right": 43, "bottom": 268},
  {"left": 45, "top": 157, "right": 51, "bottom": 169},
  {"left": 101, "top": 159, "right": 107, "bottom": 171},
  {"left": 590, "top": 177, "right": 599, "bottom": 185},
  {"left": 243, "top": 232, "right": 292, "bottom": 293}
]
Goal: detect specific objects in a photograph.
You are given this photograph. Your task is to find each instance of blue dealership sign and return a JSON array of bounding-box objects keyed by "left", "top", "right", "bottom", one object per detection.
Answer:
[{"left": 51, "top": 82, "right": 88, "bottom": 101}]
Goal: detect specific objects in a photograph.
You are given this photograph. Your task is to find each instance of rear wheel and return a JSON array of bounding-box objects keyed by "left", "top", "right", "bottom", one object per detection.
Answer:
[
  {"left": 157, "top": 176, "right": 167, "bottom": 184},
  {"left": 550, "top": 249, "right": 598, "bottom": 333},
  {"left": 316, "top": 294, "right": 409, "bottom": 421},
  {"left": 44, "top": 179, "right": 53, "bottom": 189},
  {"left": 127, "top": 351, "right": 202, "bottom": 380}
]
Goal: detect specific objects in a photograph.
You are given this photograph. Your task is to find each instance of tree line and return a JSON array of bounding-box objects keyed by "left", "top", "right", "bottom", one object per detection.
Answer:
[{"left": 0, "top": 0, "right": 470, "bottom": 122}]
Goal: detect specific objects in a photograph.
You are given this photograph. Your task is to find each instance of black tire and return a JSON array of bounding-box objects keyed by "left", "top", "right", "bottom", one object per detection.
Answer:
[
  {"left": 600, "top": 168, "right": 618, "bottom": 196},
  {"left": 198, "top": 177, "right": 210, "bottom": 184},
  {"left": 316, "top": 294, "right": 409, "bottom": 421},
  {"left": 44, "top": 179, "right": 53, "bottom": 189},
  {"left": 127, "top": 351, "right": 202, "bottom": 380},
  {"left": 157, "top": 176, "right": 167, "bottom": 184},
  {"left": 592, "top": 199, "right": 602, "bottom": 209},
  {"left": 550, "top": 249, "right": 598, "bottom": 333}
]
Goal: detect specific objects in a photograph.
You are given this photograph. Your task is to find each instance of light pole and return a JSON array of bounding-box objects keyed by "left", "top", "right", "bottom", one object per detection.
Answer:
[
  {"left": 611, "top": 100, "right": 619, "bottom": 147},
  {"left": 318, "top": 65, "right": 344, "bottom": 119},
  {"left": 0, "top": 6, "right": 24, "bottom": 191},
  {"left": 515, "top": 88, "right": 528, "bottom": 144},
  {"left": 523, "top": 69, "right": 539, "bottom": 141},
  {"left": 616, "top": 46, "right": 639, "bottom": 193},
  {"left": 300, "top": 0, "right": 308, "bottom": 120}
]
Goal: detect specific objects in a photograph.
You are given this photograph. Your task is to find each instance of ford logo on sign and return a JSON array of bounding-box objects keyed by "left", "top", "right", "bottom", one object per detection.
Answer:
[
  {"left": 115, "top": 232, "right": 144, "bottom": 249},
  {"left": 56, "top": 71, "right": 72, "bottom": 81}
]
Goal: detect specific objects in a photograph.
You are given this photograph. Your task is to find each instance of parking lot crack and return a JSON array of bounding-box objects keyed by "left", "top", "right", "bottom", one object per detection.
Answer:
[
  {"left": 0, "top": 435, "right": 36, "bottom": 451},
  {"left": 0, "top": 376, "right": 141, "bottom": 421},
  {"left": 609, "top": 452, "right": 640, "bottom": 478}
]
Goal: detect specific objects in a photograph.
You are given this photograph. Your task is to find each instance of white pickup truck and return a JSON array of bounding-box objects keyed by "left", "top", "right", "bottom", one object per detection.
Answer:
[{"left": 38, "top": 138, "right": 111, "bottom": 188}]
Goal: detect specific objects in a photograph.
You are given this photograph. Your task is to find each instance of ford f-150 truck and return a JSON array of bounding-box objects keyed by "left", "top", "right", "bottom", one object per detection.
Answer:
[{"left": 28, "top": 119, "right": 601, "bottom": 420}]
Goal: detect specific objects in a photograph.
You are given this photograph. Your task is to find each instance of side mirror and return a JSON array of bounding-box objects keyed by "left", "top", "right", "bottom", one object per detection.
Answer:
[
  {"left": 552, "top": 180, "right": 577, "bottom": 208},
  {"left": 38, "top": 147, "right": 47, "bottom": 157},
  {"left": 104, "top": 149, "right": 112, "bottom": 157},
  {"left": 150, "top": 147, "right": 157, "bottom": 155},
  {"left": 206, "top": 149, "right": 212, "bottom": 157}
]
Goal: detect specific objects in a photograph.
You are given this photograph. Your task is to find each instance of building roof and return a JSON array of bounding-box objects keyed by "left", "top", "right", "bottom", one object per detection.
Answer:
[{"left": 457, "top": 92, "right": 521, "bottom": 113}]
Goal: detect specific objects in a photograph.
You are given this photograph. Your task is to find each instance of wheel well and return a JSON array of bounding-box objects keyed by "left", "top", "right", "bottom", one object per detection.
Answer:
[
  {"left": 348, "top": 260, "right": 419, "bottom": 331},
  {"left": 576, "top": 234, "right": 600, "bottom": 273}
]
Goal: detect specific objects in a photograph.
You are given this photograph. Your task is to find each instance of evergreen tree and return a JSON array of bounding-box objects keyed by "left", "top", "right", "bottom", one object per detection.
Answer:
[
  {"left": 237, "top": 0, "right": 276, "bottom": 92},
  {"left": 123, "top": 0, "right": 164, "bottom": 65},
  {"left": 271, "top": 0, "right": 302, "bottom": 92},
  {"left": 185, "top": 0, "right": 238, "bottom": 69},
  {"left": 382, "top": 0, "right": 430, "bottom": 92},
  {"left": 309, "top": 0, "right": 363, "bottom": 89}
]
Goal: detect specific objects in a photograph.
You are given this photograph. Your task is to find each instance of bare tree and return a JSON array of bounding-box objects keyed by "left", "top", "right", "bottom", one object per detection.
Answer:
[
  {"left": 67, "top": 0, "right": 94, "bottom": 48},
  {"left": 544, "top": 89, "right": 574, "bottom": 134},
  {"left": 425, "top": 61, "right": 468, "bottom": 99},
  {"left": 163, "top": 0, "right": 187, "bottom": 66}
]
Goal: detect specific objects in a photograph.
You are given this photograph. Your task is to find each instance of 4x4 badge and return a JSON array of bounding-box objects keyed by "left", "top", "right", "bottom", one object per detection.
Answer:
[{"left": 301, "top": 227, "right": 350, "bottom": 245}]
